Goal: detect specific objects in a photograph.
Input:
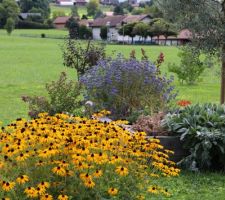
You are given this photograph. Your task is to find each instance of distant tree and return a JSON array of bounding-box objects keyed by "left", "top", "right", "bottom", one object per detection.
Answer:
[
  {"left": 155, "top": 18, "right": 176, "bottom": 44},
  {"left": 150, "top": 18, "right": 176, "bottom": 44},
  {"left": 65, "top": 17, "right": 79, "bottom": 39},
  {"left": 71, "top": 5, "right": 79, "bottom": 17},
  {"left": 86, "top": 0, "right": 99, "bottom": 17},
  {"left": 27, "top": 7, "right": 45, "bottom": 23},
  {"left": 100, "top": 26, "right": 108, "bottom": 40},
  {"left": 94, "top": 9, "right": 104, "bottom": 19},
  {"left": 120, "top": 1, "right": 133, "bottom": 12},
  {"left": 113, "top": 5, "right": 124, "bottom": 15},
  {"left": 0, "top": 0, "right": 20, "bottom": 27},
  {"left": 144, "top": 5, "right": 163, "bottom": 18},
  {"left": 4, "top": 17, "right": 15, "bottom": 35},
  {"left": 133, "top": 22, "right": 149, "bottom": 43},
  {"left": 118, "top": 22, "right": 136, "bottom": 44},
  {"left": 81, "top": 14, "right": 88, "bottom": 19},
  {"left": 20, "top": 0, "right": 50, "bottom": 18},
  {"left": 147, "top": 26, "right": 156, "bottom": 42},
  {"left": 79, "top": 25, "right": 92, "bottom": 39},
  {"left": 52, "top": 10, "right": 66, "bottom": 20}
]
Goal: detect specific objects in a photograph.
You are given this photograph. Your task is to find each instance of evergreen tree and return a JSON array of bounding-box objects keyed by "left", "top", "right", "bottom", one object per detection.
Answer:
[
  {"left": 113, "top": 5, "right": 124, "bottom": 15},
  {"left": 65, "top": 17, "right": 79, "bottom": 39},
  {"left": 5, "top": 17, "right": 15, "bottom": 35},
  {"left": 100, "top": 26, "right": 108, "bottom": 40}
]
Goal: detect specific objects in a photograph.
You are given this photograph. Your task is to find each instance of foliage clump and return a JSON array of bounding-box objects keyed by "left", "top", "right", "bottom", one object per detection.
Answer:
[
  {"left": 0, "top": 111, "right": 179, "bottom": 199},
  {"left": 168, "top": 46, "right": 208, "bottom": 85},
  {"left": 162, "top": 103, "right": 225, "bottom": 171},
  {"left": 133, "top": 112, "right": 167, "bottom": 136},
  {"left": 81, "top": 54, "right": 175, "bottom": 120},
  {"left": 62, "top": 39, "right": 105, "bottom": 77},
  {"left": 22, "top": 72, "right": 83, "bottom": 118}
]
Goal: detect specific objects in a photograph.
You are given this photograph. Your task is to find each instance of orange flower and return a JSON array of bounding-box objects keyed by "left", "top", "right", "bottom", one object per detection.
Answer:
[{"left": 177, "top": 100, "right": 192, "bottom": 107}]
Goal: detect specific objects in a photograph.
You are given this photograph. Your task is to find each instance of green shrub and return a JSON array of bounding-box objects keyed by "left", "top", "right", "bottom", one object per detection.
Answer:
[
  {"left": 162, "top": 103, "right": 225, "bottom": 171},
  {"left": 16, "top": 20, "right": 51, "bottom": 29},
  {"left": 4, "top": 17, "right": 15, "bottom": 35},
  {"left": 168, "top": 46, "right": 207, "bottom": 85},
  {"left": 62, "top": 39, "right": 105, "bottom": 77},
  {"left": 22, "top": 72, "right": 83, "bottom": 118},
  {"left": 79, "top": 25, "right": 92, "bottom": 40}
]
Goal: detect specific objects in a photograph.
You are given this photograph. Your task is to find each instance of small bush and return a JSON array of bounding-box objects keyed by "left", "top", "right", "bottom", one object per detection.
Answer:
[
  {"left": 22, "top": 72, "right": 83, "bottom": 118},
  {"left": 62, "top": 39, "right": 105, "bottom": 77},
  {"left": 41, "top": 33, "right": 46, "bottom": 38},
  {"left": 162, "top": 103, "right": 225, "bottom": 171},
  {"left": 0, "top": 112, "right": 179, "bottom": 199},
  {"left": 81, "top": 55, "right": 176, "bottom": 120},
  {"left": 133, "top": 112, "right": 167, "bottom": 136},
  {"left": 168, "top": 46, "right": 207, "bottom": 85}
]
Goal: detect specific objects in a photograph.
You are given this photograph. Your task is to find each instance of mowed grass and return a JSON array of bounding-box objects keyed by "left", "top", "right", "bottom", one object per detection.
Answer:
[
  {"left": 0, "top": 29, "right": 220, "bottom": 124},
  {"left": 0, "top": 29, "right": 224, "bottom": 200},
  {"left": 148, "top": 171, "right": 225, "bottom": 200}
]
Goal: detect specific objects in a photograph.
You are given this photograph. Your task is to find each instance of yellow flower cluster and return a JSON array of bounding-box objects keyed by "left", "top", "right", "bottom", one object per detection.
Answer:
[{"left": 0, "top": 112, "right": 180, "bottom": 199}]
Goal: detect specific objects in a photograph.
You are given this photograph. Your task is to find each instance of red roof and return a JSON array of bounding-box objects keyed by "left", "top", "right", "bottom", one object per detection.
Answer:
[
  {"left": 90, "top": 15, "right": 126, "bottom": 27},
  {"left": 53, "top": 16, "right": 92, "bottom": 26},
  {"left": 153, "top": 29, "right": 192, "bottom": 40},
  {"left": 178, "top": 29, "right": 192, "bottom": 39},
  {"left": 123, "top": 15, "right": 151, "bottom": 24},
  {"left": 53, "top": 16, "right": 70, "bottom": 24}
]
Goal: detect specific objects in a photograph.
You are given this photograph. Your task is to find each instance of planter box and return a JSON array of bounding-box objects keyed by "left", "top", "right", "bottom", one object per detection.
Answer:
[{"left": 148, "top": 136, "right": 188, "bottom": 163}]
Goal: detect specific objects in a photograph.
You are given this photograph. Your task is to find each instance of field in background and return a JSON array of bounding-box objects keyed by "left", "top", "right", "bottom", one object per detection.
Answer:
[
  {"left": 50, "top": 3, "right": 113, "bottom": 18},
  {"left": 0, "top": 29, "right": 220, "bottom": 124}
]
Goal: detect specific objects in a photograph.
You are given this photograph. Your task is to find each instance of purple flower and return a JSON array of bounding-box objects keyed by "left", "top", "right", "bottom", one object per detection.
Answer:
[{"left": 80, "top": 55, "right": 176, "bottom": 118}]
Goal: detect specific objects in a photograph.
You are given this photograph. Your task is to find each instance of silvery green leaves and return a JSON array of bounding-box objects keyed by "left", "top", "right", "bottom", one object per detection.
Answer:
[{"left": 163, "top": 103, "right": 225, "bottom": 170}]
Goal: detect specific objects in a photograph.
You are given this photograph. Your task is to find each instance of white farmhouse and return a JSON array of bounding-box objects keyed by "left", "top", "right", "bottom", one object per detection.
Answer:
[
  {"left": 90, "top": 15, "right": 152, "bottom": 42},
  {"left": 56, "top": 0, "right": 87, "bottom": 6}
]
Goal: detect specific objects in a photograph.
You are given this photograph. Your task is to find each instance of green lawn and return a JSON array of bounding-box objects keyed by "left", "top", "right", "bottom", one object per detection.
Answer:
[
  {"left": 0, "top": 29, "right": 224, "bottom": 199},
  {"left": 148, "top": 171, "right": 225, "bottom": 200}
]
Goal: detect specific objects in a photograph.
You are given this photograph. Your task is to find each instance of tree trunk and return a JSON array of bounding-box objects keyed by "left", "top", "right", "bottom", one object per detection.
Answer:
[
  {"left": 221, "top": 1, "right": 225, "bottom": 104},
  {"left": 220, "top": 44, "right": 225, "bottom": 104}
]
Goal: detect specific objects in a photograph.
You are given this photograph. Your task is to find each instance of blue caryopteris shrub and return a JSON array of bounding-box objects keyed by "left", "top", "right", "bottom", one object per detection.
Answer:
[{"left": 81, "top": 55, "right": 176, "bottom": 120}]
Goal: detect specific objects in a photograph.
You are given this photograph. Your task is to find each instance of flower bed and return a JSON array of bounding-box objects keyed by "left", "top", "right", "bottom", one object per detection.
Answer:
[{"left": 0, "top": 111, "right": 179, "bottom": 199}]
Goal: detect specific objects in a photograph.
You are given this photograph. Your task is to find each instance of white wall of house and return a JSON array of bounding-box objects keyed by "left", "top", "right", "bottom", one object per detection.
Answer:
[
  {"left": 91, "top": 17, "right": 152, "bottom": 42},
  {"left": 141, "top": 17, "right": 151, "bottom": 24},
  {"left": 92, "top": 28, "right": 101, "bottom": 40},
  {"left": 108, "top": 28, "right": 119, "bottom": 41},
  {"left": 92, "top": 27, "right": 120, "bottom": 41},
  {"left": 58, "top": 0, "right": 74, "bottom": 6}
]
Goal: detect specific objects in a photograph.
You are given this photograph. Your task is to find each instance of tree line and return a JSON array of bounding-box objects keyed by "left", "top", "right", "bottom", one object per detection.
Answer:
[{"left": 99, "top": 18, "right": 176, "bottom": 44}]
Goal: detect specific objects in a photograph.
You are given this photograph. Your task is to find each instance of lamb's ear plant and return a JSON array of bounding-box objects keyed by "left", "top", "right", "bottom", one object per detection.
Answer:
[{"left": 162, "top": 103, "right": 225, "bottom": 171}]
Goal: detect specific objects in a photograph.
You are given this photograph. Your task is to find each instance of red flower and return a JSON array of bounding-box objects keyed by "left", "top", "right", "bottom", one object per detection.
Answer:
[{"left": 177, "top": 100, "right": 192, "bottom": 107}]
